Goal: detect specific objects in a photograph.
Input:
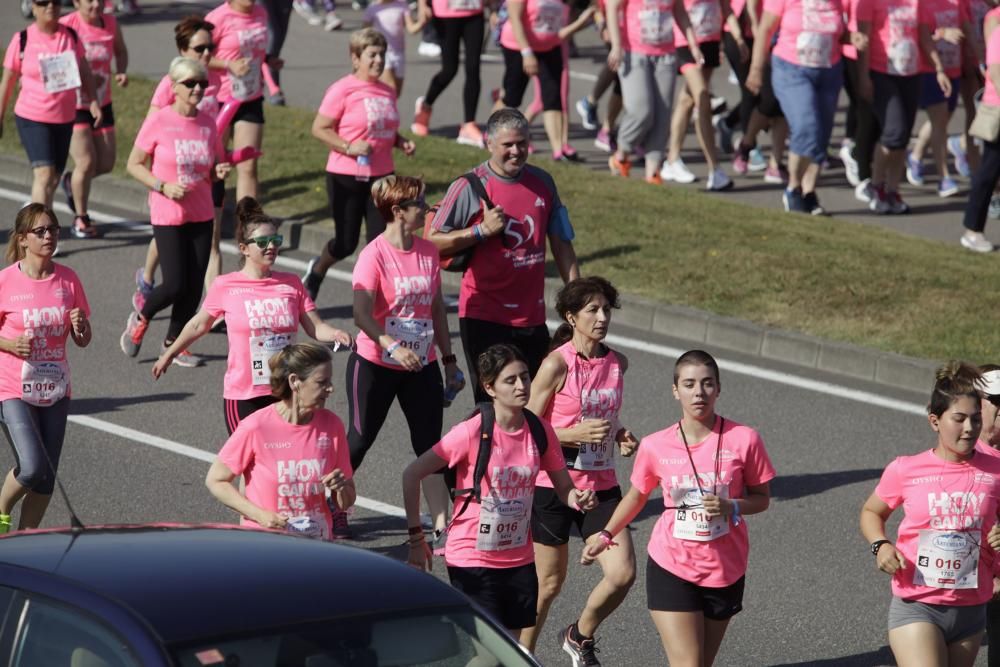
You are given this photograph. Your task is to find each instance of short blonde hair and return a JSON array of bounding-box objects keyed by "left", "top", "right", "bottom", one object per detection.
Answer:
[
  {"left": 168, "top": 56, "right": 207, "bottom": 83},
  {"left": 349, "top": 27, "right": 387, "bottom": 58}
]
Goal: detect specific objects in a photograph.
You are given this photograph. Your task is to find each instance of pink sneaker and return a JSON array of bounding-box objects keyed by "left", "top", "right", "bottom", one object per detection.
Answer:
[
  {"left": 732, "top": 153, "right": 749, "bottom": 175},
  {"left": 411, "top": 97, "right": 431, "bottom": 137},
  {"left": 457, "top": 122, "right": 484, "bottom": 148}
]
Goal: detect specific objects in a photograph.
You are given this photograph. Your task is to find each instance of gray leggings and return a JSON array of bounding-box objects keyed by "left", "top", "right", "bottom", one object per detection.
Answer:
[
  {"left": 617, "top": 51, "right": 678, "bottom": 166},
  {"left": 0, "top": 398, "right": 70, "bottom": 496}
]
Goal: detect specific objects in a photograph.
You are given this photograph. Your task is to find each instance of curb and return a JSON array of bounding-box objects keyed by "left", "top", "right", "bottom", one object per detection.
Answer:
[{"left": 0, "top": 153, "right": 937, "bottom": 393}]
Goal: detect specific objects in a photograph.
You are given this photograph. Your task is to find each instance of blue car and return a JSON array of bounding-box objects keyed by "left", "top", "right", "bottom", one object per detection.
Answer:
[{"left": 0, "top": 524, "right": 541, "bottom": 667}]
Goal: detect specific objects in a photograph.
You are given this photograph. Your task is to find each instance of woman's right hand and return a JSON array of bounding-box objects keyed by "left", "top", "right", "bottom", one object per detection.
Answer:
[
  {"left": 391, "top": 346, "right": 423, "bottom": 372},
  {"left": 349, "top": 139, "right": 373, "bottom": 157},
  {"left": 522, "top": 53, "right": 539, "bottom": 76},
  {"left": 408, "top": 538, "right": 433, "bottom": 571},
  {"left": 228, "top": 57, "right": 251, "bottom": 77},
  {"left": 255, "top": 510, "right": 289, "bottom": 530},
  {"left": 580, "top": 533, "right": 608, "bottom": 565},
  {"left": 746, "top": 66, "right": 763, "bottom": 95},
  {"left": 151, "top": 353, "right": 172, "bottom": 379},
  {"left": 4, "top": 335, "right": 31, "bottom": 359},
  {"left": 572, "top": 418, "right": 612, "bottom": 444},
  {"left": 607, "top": 46, "right": 623, "bottom": 72},
  {"left": 162, "top": 182, "right": 187, "bottom": 200},
  {"left": 875, "top": 542, "right": 907, "bottom": 575}
]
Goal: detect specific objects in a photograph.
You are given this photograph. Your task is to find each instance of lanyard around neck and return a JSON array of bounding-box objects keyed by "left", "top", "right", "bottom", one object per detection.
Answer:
[{"left": 677, "top": 416, "right": 724, "bottom": 496}]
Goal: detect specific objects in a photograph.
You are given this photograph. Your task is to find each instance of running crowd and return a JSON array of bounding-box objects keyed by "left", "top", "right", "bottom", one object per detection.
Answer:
[{"left": 3, "top": 2, "right": 1000, "bottom": 667}]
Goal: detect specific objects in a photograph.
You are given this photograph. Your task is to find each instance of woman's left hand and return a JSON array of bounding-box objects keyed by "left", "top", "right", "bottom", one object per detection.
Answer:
[
  {"left": 215, "top": 162, "right": 233, "bottom": 180},
  {"left": 399, "top": 139, "right": 416, "bottom": 156},
  {"left": 616, "top": 428, "right": 639, "bottom": 457},
  {"left": 936, "top": 70, "right": 953, "bottom": 97},
  {"left": 444, "top": 363, "right": 465, "bottom": 394},
  {"left": 332, "top": 329, "right": 353, "bottom": 348},
  {"left": 115, "top": 72, "right": 129, "bottom": 88},
  {"left": 69, "top": 308, "right": 88, "bottom": 336},
  {"left": 701, "top": 493, "right": 729, "bottom": 518},
  {"left": 572, "top": 488, "right": 598, "bottom": 511},
  {"left": 89, "top": 101, "right": 104, "bottom": 129},
  {"left": 322, "top": 468, "right": 351, "bottom": 492}
]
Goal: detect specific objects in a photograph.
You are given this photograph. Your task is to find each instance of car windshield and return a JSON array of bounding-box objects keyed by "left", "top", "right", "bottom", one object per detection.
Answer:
[{"left": 172, "top": 607, "right": 537, "bottom": 667}]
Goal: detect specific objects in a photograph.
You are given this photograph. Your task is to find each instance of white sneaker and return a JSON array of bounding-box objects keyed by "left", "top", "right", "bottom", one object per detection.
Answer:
[
  {"left": 418, "top": 41, "right": 441, "bottom": 57},
  {"left": 854, "top": 178, "right": 875, "bottom": 203},
  {"left": 324, "top": 11, "right": 343, "bottom": 30},
  {"left": 840, "top": 144, "right": 860, "bottom": 187},
  {"left": 661, "top": 158, "right": 697, "bottom": 184},
  {"left": 961, "top": 232, "right": 994, "bottom": 253},
  {"left": 706, "top": 167, "right": 733, "bottom": 191},
  {"left": 293, "top": 0, "right": 323, "bottom": 25}
]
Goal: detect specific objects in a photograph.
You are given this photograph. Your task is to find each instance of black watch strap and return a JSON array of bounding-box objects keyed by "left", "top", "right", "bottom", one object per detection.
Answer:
[{"left": 871, "top": 539, "right": 891, "bottom": 556}]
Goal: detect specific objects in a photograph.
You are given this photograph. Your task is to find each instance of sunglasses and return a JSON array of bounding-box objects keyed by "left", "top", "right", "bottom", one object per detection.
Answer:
[
  {"left": 399, "top": 197, "right": 428, "bottom": 210},
  {"left": 249, "top": 234, "right": 283, "bottom": 250},
  {"left": 178, "top": 79, "right": 209, "bottom": 90},
  {"left": 27, "top": 225, "right": 59, "bottom": 238},
  {"left": 989, "top": 396, "right": 1000, "bottom": 408},
  {"left": 190, "top": 44, "right": 217, "bottom": 55}
]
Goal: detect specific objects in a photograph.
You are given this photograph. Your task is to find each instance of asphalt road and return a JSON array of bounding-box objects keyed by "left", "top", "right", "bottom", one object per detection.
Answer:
[
  {"left": 0, "top": 184, "right": 979, "bottom": 666},
  {"left": 1, "top": 0, "right": 986, "bottom": 250}
]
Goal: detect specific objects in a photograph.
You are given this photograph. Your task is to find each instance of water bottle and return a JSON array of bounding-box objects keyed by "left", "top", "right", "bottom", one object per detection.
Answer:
[
  {"left": 443, "top": 369, "right": 465, "bottom": 407},
  {"left": 355, "top": 154, "right": 371, "bottom": 182}
]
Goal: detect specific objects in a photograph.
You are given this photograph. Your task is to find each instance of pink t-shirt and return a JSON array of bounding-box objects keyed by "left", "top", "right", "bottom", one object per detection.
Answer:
[
  {"left": 984, "top": 7, "right": 1000, "bottom": 105},
  {"left": 201, "top": 271, "right": 316, "bottom": 401},
  {"left": 0, "top": 263, "right": 90, "bottom": 404},
  {"left": 501, "top": 0, "right": 569, "bottom": 53},
  {"left": 134, "top": 106, "right": 225, "bottom": 226},
  {"left": 150, "top": 70, "right": 223, "bottom": 120},
  {"left": 537, "top": 342, "right": 623, "bottom": 491},
  {"left": 317, "top": 75, "right": 399, "bottom": 178},
  {"left": 630, "top": 419, "right": 776, "bottom": 587},
  {"left": 432, "top": 162, "right": 561, "bottom": 328},
  {"left": 219, "top": 405, "right": 352, "bottom": 541},
  {"left": 433, "top": 412, "right": 566, "bottom": 568},
  {"left": 205, "top": 2, "right": 268, "bottom": 102},
  {"left": 432, "top": 0, "right": 484, "bottom": 19},
  {"left": 919, "top": 0, "right": 969, "bottom": 76},
  {"left": 365, "top": 1, "right": 408, "bottom": 57},
  {"left": 977, "top": 440, "right": 1000, "bottom": 457},
  {"left": 59, "top": 12, "right": 116, "bottom": 108},
  {"left": 622, "top": 0, "right": 677, "bottom": 55},
  {"left": 875, "top": 449, "right": 1000, "bottom": 606},
  {"left": 351, "top": 235, "right": 441, "bottom": 369},
  {"left": 674, "top": 0, "right": 723, "bottom": 46},
  {"left": 3, "top": 24, "right": 86, "bottom": 124},
  {"left": 855, "top": 0, "right": 928, "bottom": 75},
  {"left": 766, "top": 0, "right": 845, "bottom": 68}
]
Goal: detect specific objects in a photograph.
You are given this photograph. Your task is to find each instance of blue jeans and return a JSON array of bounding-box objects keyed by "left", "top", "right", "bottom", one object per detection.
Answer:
[{"left": 771, "top": 55, "right": 843, "bottom": 163}]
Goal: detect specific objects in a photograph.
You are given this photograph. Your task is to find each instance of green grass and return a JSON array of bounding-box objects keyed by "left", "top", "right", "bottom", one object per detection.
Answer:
[{"left": 3, "top": 77, "right": 996, "bottom": 363}]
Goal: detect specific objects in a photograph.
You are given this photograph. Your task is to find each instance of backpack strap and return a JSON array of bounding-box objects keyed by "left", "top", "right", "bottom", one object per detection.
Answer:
[
  {"left": 18, "top": 29, "right": 27, "bottom": 61},
  {"left": 450, "top": 402, "right": 495, "bottom": 521},
  {"left": 523, "top": 408, "right": 548, "bottom": 458},
  {"left": 461, "top": 172, "right": 495, "bottom": 210}
]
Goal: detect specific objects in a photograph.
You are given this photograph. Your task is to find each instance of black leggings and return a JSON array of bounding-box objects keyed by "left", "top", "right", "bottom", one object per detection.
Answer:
[
  {"left": 425, "top": 14, "right": 485, "bottom": 123},
  {"left": 459, "top": 317, "right": 551, "bottom": 404},
  {"left": 344, "top": 352, "right": 444, "bottom": 471},
  {"left": 844, "top": 57, "right": 880, "bottom": 182},
  {"left": 263, "top": 0, "right": 292, "bottom": 86},
  {"left": 722, "top": 32, "right": 753, "bottom": 135},
  {"left": 502, "top": 45, "right": 564, "bottom": 111},
  {"left": 963, "top": 133, "right": 1000, "bottom": 233},
  {"left": 870, "top": 70, "right": 920, "bottom": 151},
  {"left": 324, "top": 172, "right": 385, "bottom": 261},
  {"left": 224, "top": 395, "right": 278, "bottom": 435},
  {"left": 143, "top": 221, "right": 212, "bottom": 342}
]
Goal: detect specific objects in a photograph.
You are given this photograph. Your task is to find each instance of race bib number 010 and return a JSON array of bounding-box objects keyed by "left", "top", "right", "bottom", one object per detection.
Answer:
[{"left": 670, "top": 486, "right": 730, "bottom": 542}]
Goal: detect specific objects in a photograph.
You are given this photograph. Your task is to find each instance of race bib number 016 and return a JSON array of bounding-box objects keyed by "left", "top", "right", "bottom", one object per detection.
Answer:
[
  {"left": 913, "top": 530, "right": 978, "bottom": 590},
  {"left": 477, "top": 495, "right": 531, "bottom": 551}
]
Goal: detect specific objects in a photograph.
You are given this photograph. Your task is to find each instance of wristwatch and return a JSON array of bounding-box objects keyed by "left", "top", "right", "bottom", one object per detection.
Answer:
[
  {"left": 442, "top": 354, "right": 457, "bottom": 365},
  {"left": 871, "top": 539, "right": 891, "bottom": 556}
]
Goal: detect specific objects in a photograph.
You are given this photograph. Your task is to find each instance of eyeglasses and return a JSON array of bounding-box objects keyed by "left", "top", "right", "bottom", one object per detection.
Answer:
[
  {"left": 249, "top": 234, "right": 283, "bottom": 249},
  {"left": 190, "top": 44, "right": 217, "bottom": 55},
  {"left": 177, "top": 79, "right": 209, "bottom": 90},
  {"left": 989, "top": 396, "right": 1000, "bottom": 408},
  {"left": 27, "top": 225, "right": 59, "bottom": 238}
]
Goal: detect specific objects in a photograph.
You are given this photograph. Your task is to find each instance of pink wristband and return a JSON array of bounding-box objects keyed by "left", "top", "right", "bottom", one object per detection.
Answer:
[{"left": 598, "top": 530, "right": 618, "bottom": 547}]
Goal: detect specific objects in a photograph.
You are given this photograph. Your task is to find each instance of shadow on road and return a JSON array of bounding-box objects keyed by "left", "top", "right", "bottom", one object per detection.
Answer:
[
  {"left": 70, "top": 392, "right": 195, "bottom": 414},
  {"left": 768, "top": 644, "right": 894, "bottom": 666},
  {"left": 770, "top": 468, "right": 883, "bottom": 500}
]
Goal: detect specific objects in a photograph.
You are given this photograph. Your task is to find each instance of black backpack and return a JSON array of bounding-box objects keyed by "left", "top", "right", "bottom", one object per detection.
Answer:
[{"left": 448, "top": 402, "right": 549, "bottom": 520}]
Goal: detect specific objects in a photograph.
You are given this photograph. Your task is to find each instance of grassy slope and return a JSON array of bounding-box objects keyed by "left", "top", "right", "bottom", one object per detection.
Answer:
[{"left": 2, "top": 78, "right": 994, "bottom": 362}]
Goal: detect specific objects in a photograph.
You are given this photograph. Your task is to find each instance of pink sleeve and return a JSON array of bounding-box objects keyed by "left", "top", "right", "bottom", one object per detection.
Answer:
[
  {"left": 318, "top": 81, "right": 346, "bottom": 120},
  {"left": 855, "top": 0, "right": 871, "bottom": 23},
  {"left": 201, "top": 278, "right": 226, "bottom": 319},
  {"left": 762, "top": 0, "right": 784, "bottom": 18},
  {"left": 134, "top": 115, "right": 157, "bottom": 155},
  {"left": 874, "top": 458, "right": 904, "bottom": 509},
  {"left": 742, "top": 431, "right": 776, "bottom": 486},
  {"left": 70, "top": 270, "right": 90, "bottom": 318},
  {"left": 352, "top": 245, "right": 380, "bottom": 291},
  {"left": 540, "top": 420, "right": 567, "bottom": 472},
  {"left": 629, "top": 438, "right": 661, "bottom": 495},
  {"left": 332, "top": 416, "right": 354, "bottom": 480},
  {"left": 3, "top": 33, "right": 20, "bottom": 73},
  {"left": 150, "top": 77, "right": 172, "bottom": 108},
  {"left": 218, "top": 426, "right": 257, "bottom": 476},
  {"left": 432, "top": 420, "right": 475, "bottom": 467},
  {"left": 989, "top": 25, "right": 1000, "bottom": 65}
]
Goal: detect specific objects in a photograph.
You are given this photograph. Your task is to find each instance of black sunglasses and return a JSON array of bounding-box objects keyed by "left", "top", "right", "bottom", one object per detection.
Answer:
[
  {"left": 399, "top": 197, "right": 428, "bottom": 210},
  {"left": 27, "top": 225, "right": 59, "bottom": 238},
  {"left": 178, "top": 79, "right": 209, "bottom": 90},
  {"left": 989, "top": 395, "right": 1000, "bottom": 408},
  {"left": 249, "top": 234, "right": 283, "bottom": 250},
  {"left": 191, "top": 44, "right": 217, "bottom": 55}
]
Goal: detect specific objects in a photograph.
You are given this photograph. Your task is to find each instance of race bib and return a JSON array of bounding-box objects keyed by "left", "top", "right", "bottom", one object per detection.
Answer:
[
  {"left": 39, "top": 51, "right": 81, "bottom": 94},
  {"left": 913, "top": 530, "right": 979, "bottom": 590},
  {"left": 383, "top": 317, "right": 432, "bottom": 366},
  {"left": 449, "top": 0, "right": 482, "bottom": 11},
  {"left": 230, "top": 58, "right": 262, "bottom": 101},
  {"left": 638, "top": 6, "right": 674, "bottom": 46},
  {"left": 286, "top": 514, "right": 329, "bottom": 540},
  {"left": 477, "top": 493, "right": 531, "bottom": 551},
  {"left": 533, "top": 0, "right": 565, "bottom": 36},
  {"left": 888, "top": 37, "right": 918, "bottom": 75},
  {"left": 688, "top": 0, "right": 721, "bottom": 40},
  {"left": 796, "top": 31, "right": 833, "bottom": 68},
  {"left": 250, "top": 332, "right": 295, "bottom": 386},
  {"left": 572, "top": 418, "right": 619, "bottom": 471},
  {"left": 670, "top": 486, "right": 730, "bottom": 542},
  {"left": 21, "top": 360, "right": 68, "bottom": 407}
]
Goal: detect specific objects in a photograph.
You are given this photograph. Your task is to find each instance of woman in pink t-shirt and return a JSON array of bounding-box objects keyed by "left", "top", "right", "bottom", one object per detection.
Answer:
[
  {"left": 521, "top": 277, "right": 640, "bottom": 659},
  {"left": 152, "top": 197, "right": 351, "bottom": 435},
  {"left": 0, "top": 204, "right": 91, "bottom": 533},
  {"left": 861, "top": 362, "right": 1000, "bottom": 666},
  {"left": 302, "top": 28, "right": 414, "bottom": 301},
  {"left": 0, "top": 0, "right": 102, "bottom": 211},
  {"left": 59, "top": 0, "right": 128, "bottom": 241},
  {"left": 403, "top": 343, "right": 597, "bottom": 641},
  {"left": 207, "top": 342, "right": 356, "bottom": 541},
  {"left": 582, "top": 349, "right": 775, "bottom": 665},
  {"left": 121, "top": 57, "right": 232, "bottom": 364},
  {"left": 345, "top": 175, "right": 463, "bottom": 542}
]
